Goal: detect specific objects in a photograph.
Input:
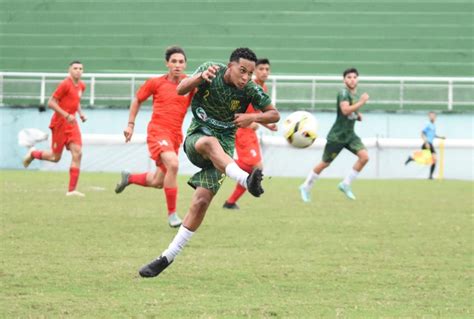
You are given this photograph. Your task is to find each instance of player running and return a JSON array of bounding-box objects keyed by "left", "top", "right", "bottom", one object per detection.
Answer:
[
  {"left": 114, "top": 46, "right": 193, "bottom": 228},
  {"left": 138, "top": 48, "right": 280, "bottom": 278},
  {"left": 299, "top": 68, "right": 369, "bottom": 202},
  {"left": 223, "top": 58, "right": 277, "bottom": 210},
  {"left": 23, "top": 61, "right": 87, "bottom": 197},
  {"left": 405, "top": 111, "right": 445, "bottom": 179}
]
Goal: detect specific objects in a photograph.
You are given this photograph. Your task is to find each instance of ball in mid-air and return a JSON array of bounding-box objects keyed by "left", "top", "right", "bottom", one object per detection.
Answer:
[{"left": 282, "top": 111, "right": 318, "bottom": 148}]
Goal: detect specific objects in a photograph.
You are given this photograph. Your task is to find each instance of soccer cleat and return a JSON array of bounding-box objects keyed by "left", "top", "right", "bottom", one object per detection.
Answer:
[
  {"left": 299, "top": 185, "right": 311, "bottom": 203},
  {"left": 22, "top": 148, "right": 35, "bottom": 168},
  {"left": 404, "top": 156, "right": 413, "bottom": 165},
  {"left": 223, "top": 201, "right": 240, "bottom": 210},
  {"left": 115, "top": 170, "right": 131, "bottom": 194},
  {"left": 337, "top": 182, "right": 356, "bottom": 200},
  {"left": 139, "top": 255, "right": 173, "bottom": 278},
  {"left": 246, "top": 168, "right": 264, "bottom": 197},
  {"left": 66, "top": 190, "right": 85, "bottom": 197},
  {"left": 168, "top": 213, "right": 182, "bottom": 228}
]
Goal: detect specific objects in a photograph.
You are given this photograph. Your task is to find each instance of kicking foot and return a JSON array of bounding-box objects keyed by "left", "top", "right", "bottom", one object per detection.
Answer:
[
  {"left": 223, "top": 201, "right": 240, "bottom": 210},
  {"left": 139, "top": 255, "right": 173, "bottom": 278},
  {"left": 66, "top": 190, "right": 85, "bottom": 197},
  {"left": 246, "top": 168, "right": 264, "bottom": 197},
  {"left": 338, "top": 182, "right": 356, "bottom": 200},
  {"left": 299, "top": 185, "right": 311, "bottom": 203},
  {"left": 23, "top": 148, "right": 35, "bottom": 168},
  {"left": 404, "top": 157, "right": 412, "bottom": 165},
  {"left": 115, "top": 170, "right": 130, "bottom": 194},
  {"left": 168, "top": 213, "right": 182, "bottom": 228}
]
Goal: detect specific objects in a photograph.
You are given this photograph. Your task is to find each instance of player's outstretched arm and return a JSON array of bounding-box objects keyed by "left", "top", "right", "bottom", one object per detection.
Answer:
[
  {"left": 177, "top": 65, "right": 220, "bottom": 95},
  {"left": 340, "top": 93, "right": 369, "bottom": 116},
  {"left": 123, "top": 98, "right": 141, "bottom": 142}
]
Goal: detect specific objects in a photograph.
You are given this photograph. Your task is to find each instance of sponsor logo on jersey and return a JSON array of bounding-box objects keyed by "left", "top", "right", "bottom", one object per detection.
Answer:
[{"left": 230, "top": 100, "right": 240, "bottom": 111}]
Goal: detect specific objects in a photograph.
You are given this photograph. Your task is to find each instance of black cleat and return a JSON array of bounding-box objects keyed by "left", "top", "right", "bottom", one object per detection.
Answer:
[
  {"left": 138, "top": 256, "right": 173, "bottom": 278},
  {"left": 404, "top": 157, "right": 412, "bottom": 165},
  {"left": 223, "top": 201, "right": 240, "bottom": 210},
  {"left": 115, "top": 170, "right": 130, "bottom": 194},
  {"left": 246, "top": 168, "right": 264, "bottom": 197}
]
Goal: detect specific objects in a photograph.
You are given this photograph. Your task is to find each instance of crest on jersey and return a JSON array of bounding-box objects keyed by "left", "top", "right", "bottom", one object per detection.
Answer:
[
  {"left": 196, "top": 107, "right": 208, "bottom": 122},
  {"left": 230, "top": 100, "right": 240, "bottom": 111}
]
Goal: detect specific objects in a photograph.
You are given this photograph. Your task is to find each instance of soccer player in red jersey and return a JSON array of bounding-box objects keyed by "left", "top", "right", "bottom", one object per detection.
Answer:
[
  {"left": 114, "top": 46, "right": 193, "bottom": 228},
  {"left": 223, "top": 58, "right": 277, "bottom": 209},
  {"left": 23, "top": 61, "right": 87, "bottom": 197}
]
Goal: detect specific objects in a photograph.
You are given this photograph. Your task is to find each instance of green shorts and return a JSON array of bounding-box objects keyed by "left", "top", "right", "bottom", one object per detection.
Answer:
[
  {"left": 322, "top": 135, "right": 366, "bottom": 163},
  {"left": 184, "top": 126, "right": 235, "bottom": 194}
]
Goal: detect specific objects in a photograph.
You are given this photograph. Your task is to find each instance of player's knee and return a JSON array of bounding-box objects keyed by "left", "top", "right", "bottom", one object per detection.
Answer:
[
  {"left": 360, "top": 153, "right": 369, "bottom": 164},
  {"left": 193, "top": 194, "right": 212, "bottom": 212},
  {"left": 166, "top": 160, "right": 179, "bottom": 174},
  {"left": 51, "top": 154, "right": 62, "bottom": 162}
]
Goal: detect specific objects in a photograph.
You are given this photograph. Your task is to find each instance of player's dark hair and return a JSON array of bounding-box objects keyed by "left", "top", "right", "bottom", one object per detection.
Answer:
[
  {"left": 343, "top": 68, "right": 358, "bottom": 77},
  {"left": 256, "top": 58, "right": 270, "bottom": 66},
  {"left": 165, "top": 46, "right": 187, "bottom": 62},
  {"left": 229, "top": 48, "right": 257, "bottom": 63},
  {"left": 69, "top": 60, "right": 82, "bottom": 66}
]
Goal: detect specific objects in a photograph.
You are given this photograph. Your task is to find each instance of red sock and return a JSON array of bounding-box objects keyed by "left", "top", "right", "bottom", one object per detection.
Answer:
[
  {"left": 164, "top": 187, "right": 177, "bottom": 216},
  {"left": 32, "top": 150, "right": 43, "bottom": 160},
  {"left": 128, "top": 173, "right": 148, "bottom": 186},
  {"left": 68, "top": 167, "right": 80, "bottom": 192},
  {"left": 227, "top": 184, "right": 247, "bottom": 204}
]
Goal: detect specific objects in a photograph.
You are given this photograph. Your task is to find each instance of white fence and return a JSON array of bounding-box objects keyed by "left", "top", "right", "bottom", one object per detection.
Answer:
[
  {"left": 1, "top": 72, "right": 473, "bottom": 111},
  {"left": 32, "top": 134, "right": 474, "bottom": 180}
]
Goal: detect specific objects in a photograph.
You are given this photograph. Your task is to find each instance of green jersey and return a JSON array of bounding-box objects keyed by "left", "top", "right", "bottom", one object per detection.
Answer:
[
  {"left": 187, "top": 62, "right": 272, "bottom": 137},
  {"left": 326, "top": 88, "right": 361, "bottom": 143}
]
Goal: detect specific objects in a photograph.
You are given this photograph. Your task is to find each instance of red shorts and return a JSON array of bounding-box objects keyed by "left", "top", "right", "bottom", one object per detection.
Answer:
[
  {"left": 147, "top": 124, "right": 182, "bottom": 166},
  {"left": 50, "top": 121, "right": 82, "bottom": 154},
  {"left": 235, "top": 128, "right": 262, "bottom": 166}
]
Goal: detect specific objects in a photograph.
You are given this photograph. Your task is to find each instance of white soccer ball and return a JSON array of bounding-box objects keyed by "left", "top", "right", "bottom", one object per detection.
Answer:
[{"left": 282, "top": 111, "right": 318, "bottom": 148}]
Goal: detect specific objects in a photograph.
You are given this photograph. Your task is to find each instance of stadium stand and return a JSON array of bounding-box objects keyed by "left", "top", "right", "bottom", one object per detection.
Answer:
[{"left": 1, "top": 0, "right": 473, "bottom": 77}]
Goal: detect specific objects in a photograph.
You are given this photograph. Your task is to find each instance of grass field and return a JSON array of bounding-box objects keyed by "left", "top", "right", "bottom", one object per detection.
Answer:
[{"left": 0, "top": 170, "right": 472, "bottom": 318}]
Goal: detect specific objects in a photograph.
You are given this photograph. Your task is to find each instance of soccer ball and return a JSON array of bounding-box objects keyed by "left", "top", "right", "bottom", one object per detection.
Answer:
[{"left": 282, "top": 111, "right": 318, "bottom": 148}]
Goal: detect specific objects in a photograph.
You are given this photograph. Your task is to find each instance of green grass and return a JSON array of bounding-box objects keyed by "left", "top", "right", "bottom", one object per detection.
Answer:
[{"left": 0, "top": 170, "right": 472, "bottom": 318}]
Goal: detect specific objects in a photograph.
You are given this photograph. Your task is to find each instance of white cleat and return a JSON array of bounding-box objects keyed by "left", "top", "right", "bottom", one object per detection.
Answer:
[
  {"left": 66, "top": 190, "right": 85, "bottom": 197},
  {"left": 168, "top": 213, "right": 182, "bottom": 228},
  {"left": 23, "top": 148, "right": 35, "bottom": 168}
]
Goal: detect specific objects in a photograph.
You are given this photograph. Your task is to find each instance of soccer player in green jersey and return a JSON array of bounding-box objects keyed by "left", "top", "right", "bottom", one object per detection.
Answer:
[
  {"left": 138, "top": 48, "right": 280, "bottom": 278},
  {"left": 299, "top": 68, "right": 369, "bottom": 201}
]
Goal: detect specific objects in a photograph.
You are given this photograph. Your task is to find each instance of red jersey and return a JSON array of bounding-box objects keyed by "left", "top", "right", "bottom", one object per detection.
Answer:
[
  {"left": 50, "top": 77, "right": 86, "bottom": 127},
  {"left": 136, "top": 74, "right": 192, "bottom": 134}
]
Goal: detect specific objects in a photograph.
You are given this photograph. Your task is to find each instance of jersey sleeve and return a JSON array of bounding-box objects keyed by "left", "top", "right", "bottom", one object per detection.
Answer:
[
  {"left": 136, "top": 79, "right": 155, "bottom": 103},
  {"left": 52, "top": 80, "right": 69, "bottom": 100},
  {"left": 192, "top": 61, "right": 216, "bottom": 76},
  {"left": 248, "top": 83, "right": 272, "bottom": 110},
  {"left": 81, "top": 82, "right": 86, "bottom": 92},
  {"left": 338, "top": 89, "right": 351, "bottom": 103}
]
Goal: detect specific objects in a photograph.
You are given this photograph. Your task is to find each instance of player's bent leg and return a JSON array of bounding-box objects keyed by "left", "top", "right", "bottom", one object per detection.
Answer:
[
  {"left": 138, "top": 188, "right": 213, "bottom": 278},
  {"left": 353, "top": 149, "right": 369, "bottom": 171}
]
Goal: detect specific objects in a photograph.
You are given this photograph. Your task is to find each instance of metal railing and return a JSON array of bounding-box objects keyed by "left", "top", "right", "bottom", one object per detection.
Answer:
[{"left": 1, "top": 72, "right": 473, "bottom": 111}]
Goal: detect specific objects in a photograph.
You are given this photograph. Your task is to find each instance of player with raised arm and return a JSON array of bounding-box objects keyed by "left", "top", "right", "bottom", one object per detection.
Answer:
[
  {"left": 299, "top": 68, "right": 369, "bottom": 202},
  {"left": 405, "top": 111, "right": 445, "bottom": 179},
  {"left": 23, "top": 61, "right": 87, "bottom": 197},
  {"left": 114, "top": 46, "right": 193, "bottom": 228},
  {"left": 223, "top": 58, "right": 277, "bottom": 210},
  {"left": 138, "top": 48, "right": 280, "bottom": 278}
]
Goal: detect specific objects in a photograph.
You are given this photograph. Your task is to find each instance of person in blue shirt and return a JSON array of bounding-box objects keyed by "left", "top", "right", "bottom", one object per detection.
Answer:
[{"left": 405, "top": 111, "right": 445, "bottom": 179}]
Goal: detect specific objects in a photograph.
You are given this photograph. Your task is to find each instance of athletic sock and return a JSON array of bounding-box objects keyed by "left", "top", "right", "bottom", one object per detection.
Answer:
[
  {"left": 32, "top": 150, "right": 43, "bottom": 160},
  {"left": 68, "top": 167, "right": 80, "bottom": 192},
  {"left": 227, "top": 184, "right": 247, "bottom": 204},
  {"left": 164, "top": 187, "right": 178, "bottom": 216},
  {"left": 162, "top": 225, "right": 194, "bottom": 262},
  {"left": 430, "top": 163, "right": 436, "bottom": 179},
  {"left": 128, "top": 173, "right": 148, "bottom": 186},
  {"left": 343, "top": 169, "right": 359, "bottom": 186},
  {"left": 225, "top": 162, "right": 249, "bottom": 188},
  {"left": 302, "top": 171, "right": 319, "bottom": 189}
]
